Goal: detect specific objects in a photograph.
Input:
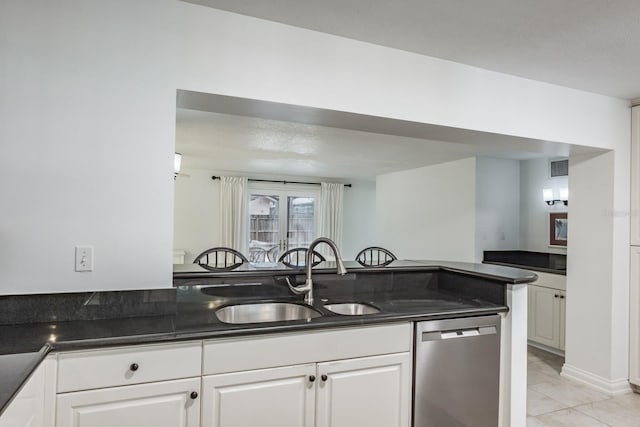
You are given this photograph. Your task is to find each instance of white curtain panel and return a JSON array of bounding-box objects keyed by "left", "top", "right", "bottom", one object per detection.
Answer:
[
  {"left": 219, "top": 176, "right": 248, "bottom": 255},
  {"left": 318, "top": 182, "right": 344, "bottom": 258}
]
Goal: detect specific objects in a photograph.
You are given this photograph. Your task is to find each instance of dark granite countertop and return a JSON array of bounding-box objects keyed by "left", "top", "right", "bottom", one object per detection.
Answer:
[
  {"left": 174, "top": 259, "right": 538, "bottom": 283},
  {"left": 0, "top": 261, "right": 536, "bottom": 417},
  {"left": 483, "top": 250, "right": 566, "bottom": 275}
]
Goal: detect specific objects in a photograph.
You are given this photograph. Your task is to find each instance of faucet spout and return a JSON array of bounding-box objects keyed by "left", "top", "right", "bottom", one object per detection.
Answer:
[{"left": 302, "top": 237, "right": 347, "bottom": 305}]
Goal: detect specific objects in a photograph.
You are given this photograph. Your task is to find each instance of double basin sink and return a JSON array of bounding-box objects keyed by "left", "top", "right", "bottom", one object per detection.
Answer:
[{"left": 215, "top": 302, "right": 380, "bottom": 324}]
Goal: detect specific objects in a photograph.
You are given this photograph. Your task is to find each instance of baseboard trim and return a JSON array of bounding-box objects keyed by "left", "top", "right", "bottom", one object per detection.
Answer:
[
  {"left": 561, "top": 364, "right": 633, "bottom": 396},
  {"left": 527, "top": 341, "right": 565, "bottom": 357}
]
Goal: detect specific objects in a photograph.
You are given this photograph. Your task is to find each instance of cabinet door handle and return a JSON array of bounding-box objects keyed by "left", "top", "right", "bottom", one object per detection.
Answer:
[
  {"left": 190, "top": 391, "right": 198, "bottom": 399},
  {"left": 560, "top": 295, "right": 565, "bottom": 299},
  {"left": 129, "top": 363, "right": 139, "bottom": 371},
  {"left": 554, "top": 294, "right": 559, "bottom": 298},
  {"left": 321, "top": 374, "right": 328, "bottom": 382},
  {"left": 309, "top": 375, "right": 316, "bottom": 382}
]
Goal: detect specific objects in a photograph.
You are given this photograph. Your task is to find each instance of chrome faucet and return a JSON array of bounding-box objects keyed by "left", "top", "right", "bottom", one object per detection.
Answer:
[{"left": 287, "top": 237, "right": 347, "bottom": 305}]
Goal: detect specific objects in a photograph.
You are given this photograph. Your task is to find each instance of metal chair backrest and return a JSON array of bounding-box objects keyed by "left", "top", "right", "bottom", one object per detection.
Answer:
[
  {"left": 355, "top": 246, "right": 397, "bottom": 267},
  {"left": 266, "top": 246, "right": 280, "bottom": 263},
  {"left": 249, "top": 247, "right": 268, "bottom": 263},
  {"left": 193, "top": 247, "right": 249, "bottom": 270},
  {"left": 278, "top": 247, "right": 326, "bottom": 268}
]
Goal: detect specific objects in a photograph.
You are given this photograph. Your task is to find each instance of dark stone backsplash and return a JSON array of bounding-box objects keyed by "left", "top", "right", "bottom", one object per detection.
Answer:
[{"left": 0, "top": 289, "right": 177, "bottom": 325}]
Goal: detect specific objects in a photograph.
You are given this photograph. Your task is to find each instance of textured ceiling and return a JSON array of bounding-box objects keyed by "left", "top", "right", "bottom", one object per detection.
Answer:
[
  {"left": 184, "top": 0, "right": 640, "bottom": 99},
  {"left": 176, "top": 108, "right": 581, "bottom": 181}
]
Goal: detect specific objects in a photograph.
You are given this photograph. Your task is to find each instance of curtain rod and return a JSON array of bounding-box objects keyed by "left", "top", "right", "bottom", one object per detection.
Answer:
[{"left": 211, "top": 176, "right": 351, "bottom": 188}]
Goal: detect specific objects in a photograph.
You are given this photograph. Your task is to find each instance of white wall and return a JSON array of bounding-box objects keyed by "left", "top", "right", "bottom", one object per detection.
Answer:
[
  {"left": 1, "top": 0, "right": 628, "bottom": 293},
  {"left": 173, "top": 168, "right": 220, "bottom": 264},
  {"left": 376, "top": 158, "right": 477, "bottom": 262},
  {"left": 520, "top": 158, "right": 569, "bottom": 254},
  {"left": 563, "top": 152, "right": 630, "bottom": 394},
  {"left": 173, "top": 168, "right": 376, "bottom": 263},
  {"left": 475, "top": 157, "right": 521, "bottom": 262},
  {"left": 0, "top": 0, "right": 179, "bottom": 292},
  {"left": 342, "top": 180, "right": 377, "bottom": 260}
]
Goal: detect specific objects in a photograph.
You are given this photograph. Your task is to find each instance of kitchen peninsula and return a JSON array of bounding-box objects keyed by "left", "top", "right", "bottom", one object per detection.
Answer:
[{"left": 0, "top": 260, "right": 536, "bottom": 427}]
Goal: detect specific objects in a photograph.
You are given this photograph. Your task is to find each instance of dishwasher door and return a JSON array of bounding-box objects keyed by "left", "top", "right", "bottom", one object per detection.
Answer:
[{"left": 413, "top": 315, "right": 501, "bottom": 427}]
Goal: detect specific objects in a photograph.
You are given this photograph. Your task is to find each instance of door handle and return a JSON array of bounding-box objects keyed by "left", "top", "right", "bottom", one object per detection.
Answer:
[{"left": 422, "top": 326, "right": 497, "bottom": 341}]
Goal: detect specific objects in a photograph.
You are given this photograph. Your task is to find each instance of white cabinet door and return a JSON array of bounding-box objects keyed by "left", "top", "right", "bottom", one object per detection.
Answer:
[
  {"left": 559, "top": 290, "right": 566, "bottom": 351},
  {"left": 56, "top": 378, "right": 200, "bottom": 427},
  {"left": 202, "top": 363, "right": 316, "bottom": 427},
  {"left": 528, "top": 284, "right": 562, "bottom": 349},
  {"left": 630, "top": 246, "right": 640, "bottom": 386},
  {"left": 631, "top": 106, "right": 640, "bottom": 245},
  {"left": 316, "top": 353, "right": 411, "bottom": 427},
  {"left": 0, "top": 356, "right": 55, "bottom": 427}
]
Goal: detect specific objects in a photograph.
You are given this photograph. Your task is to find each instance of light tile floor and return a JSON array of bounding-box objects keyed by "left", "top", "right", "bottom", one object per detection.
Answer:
[{"left": 527, "top": 346, "right": 640, "bottom": 426}]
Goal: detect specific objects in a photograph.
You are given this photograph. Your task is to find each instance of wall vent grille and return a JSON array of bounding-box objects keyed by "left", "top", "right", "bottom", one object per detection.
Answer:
[{"left": 550, "top": 159, "right": 569, "bottom": 177}]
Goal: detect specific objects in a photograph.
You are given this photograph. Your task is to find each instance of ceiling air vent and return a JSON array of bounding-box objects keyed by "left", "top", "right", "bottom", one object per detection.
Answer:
[{"left": 549, "top": 159, "right": 569, "bottom": 177}]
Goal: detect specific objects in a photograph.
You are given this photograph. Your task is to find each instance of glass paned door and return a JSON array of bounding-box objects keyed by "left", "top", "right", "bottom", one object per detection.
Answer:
[
  {"left": 248, "top": 194, "right": 280, "bottom": 263},
  {"left": 248, "top": 188, "right": 317, "bottom": 263},
  {"left": 287, "top": 197, "right": 315, "bottom": 249}
]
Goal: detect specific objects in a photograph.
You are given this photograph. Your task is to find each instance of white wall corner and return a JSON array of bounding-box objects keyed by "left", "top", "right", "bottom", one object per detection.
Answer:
[
  {"left": 561, "top": 363, "right": 633, "bottom": 396},
  {"left": 499, "top": 283, "right": 528, "bottom": 427}
]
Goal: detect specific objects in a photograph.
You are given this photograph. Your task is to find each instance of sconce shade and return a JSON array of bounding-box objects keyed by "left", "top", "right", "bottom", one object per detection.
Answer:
[
  {"left": 543, "top": 187, "right": 568, "bottom": 206},
  {"left": 559, "top": 188, "right": 569, "bottom": 201}
]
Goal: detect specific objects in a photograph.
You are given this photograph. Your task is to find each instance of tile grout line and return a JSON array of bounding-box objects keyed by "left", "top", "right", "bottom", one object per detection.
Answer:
[
  {"left": 527, "top": 347, "right": 622, "bottom": 425},
  {"left": 570, "top": 399, "right": 621, "bottom": 427},
  {"left": 533, "top": 406, "right": 614, "bottom": 426}
]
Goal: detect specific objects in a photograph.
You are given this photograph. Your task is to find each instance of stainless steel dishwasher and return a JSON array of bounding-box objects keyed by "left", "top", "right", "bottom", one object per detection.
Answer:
[{"left": 413, "top": 314, "right": 501, "bottom": 427}]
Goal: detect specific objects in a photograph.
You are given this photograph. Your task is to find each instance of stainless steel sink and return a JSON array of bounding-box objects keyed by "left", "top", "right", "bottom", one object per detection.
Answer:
[
  {"left": 215, "top": 302, "right": 321, "bottom": 324},
  {"left": 323, "top": 302, "right": 380, "bottom": 315}
]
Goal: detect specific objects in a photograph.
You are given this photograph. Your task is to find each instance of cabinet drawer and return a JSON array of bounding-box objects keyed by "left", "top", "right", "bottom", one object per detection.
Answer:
[
  {"left": 57, "top": 341, "right": 202, "bottom": 393},
  {"left": 203, "top": 323, "right": 412, "bottom": 375},
  {"left": 532, "top": 271, "right": 566, "bottom": 291}
]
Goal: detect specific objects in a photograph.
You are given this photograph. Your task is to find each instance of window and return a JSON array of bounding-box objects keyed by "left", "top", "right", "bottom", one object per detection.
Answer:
[{"left": 248, "top": 183, "right": 319, "bottom": 262}]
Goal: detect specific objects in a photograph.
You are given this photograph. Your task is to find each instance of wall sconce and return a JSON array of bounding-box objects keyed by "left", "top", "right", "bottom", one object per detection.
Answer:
[
  {"left": 543, "top": 188, "right": 568, "bottom": 206},
  {"left": 174, "top": 152, "right": 182, "bottom": 180}
]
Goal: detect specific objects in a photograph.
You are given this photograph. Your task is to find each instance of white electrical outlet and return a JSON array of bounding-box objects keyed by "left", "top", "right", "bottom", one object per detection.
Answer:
[{"left": 75, "top": 246, "right": 94, "bottom": 272}]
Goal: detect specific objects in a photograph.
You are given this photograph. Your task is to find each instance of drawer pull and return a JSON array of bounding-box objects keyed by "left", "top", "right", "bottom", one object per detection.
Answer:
[
  {"left": 190, "top": 391, "right": 199, "bottom": 399},
  {"left": 129, "top": 363, "right": 139, "bottom": 372}
]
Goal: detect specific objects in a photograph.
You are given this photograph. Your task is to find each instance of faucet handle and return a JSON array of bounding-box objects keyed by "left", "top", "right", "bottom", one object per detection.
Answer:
[{"left": 284, "top": 276, "right": 311, "bottom": 295}]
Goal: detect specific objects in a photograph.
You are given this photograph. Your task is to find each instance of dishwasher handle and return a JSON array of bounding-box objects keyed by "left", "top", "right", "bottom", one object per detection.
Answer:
[{"left": 422, "top": 325, "right": 497, "bottom": 342}]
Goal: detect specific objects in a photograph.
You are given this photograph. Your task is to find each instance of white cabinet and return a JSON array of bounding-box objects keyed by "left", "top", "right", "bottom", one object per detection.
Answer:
[
  {"left": 631, "top": 106, "right": 640, "bottom": 246},
  {"left": 0, "top": 356, "right": 56, "bottom": 427},
  {"left": 316, "top": 353, "right": 410, "bottom": 427},
  {"left": 202, "top": 353, "right": 411, "bottom": 427},
  {"left": 202, "top": 364, "right": 316, "bottom": 427},
  {"left": 630, "top": 246, "right": 640, "bottom": 387},
  {"left": 56, "top": 341, "right": 201, "bottom": 392},
  {"left": 54, "top": 342, "right": 202, "bottom": 427},
  {"left": 527, "top": 271, "right": 566, "bottom": 352},
  {"left": 201, "top": 324, "right": 412, "bottom": 427},
  {"left": 631, "top": 107, "right": 640, "bottom": 387},
  {"left": 2, "top": 324, "right": 413, "bottom": 427},
  {"left": 56, "top": 378, "right": 200, "bottom": 427},
  {"left": 528, "top": 284, "right": 566, "bottom": 351}
]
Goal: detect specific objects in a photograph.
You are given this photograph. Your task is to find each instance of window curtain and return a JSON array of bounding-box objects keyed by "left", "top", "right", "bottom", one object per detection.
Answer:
[
  {"left": 317, "top": 182, "right": 344, "bottom": 258},
  {"left": 219, "top": 176, "right": 248, "bottom": 255}
]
